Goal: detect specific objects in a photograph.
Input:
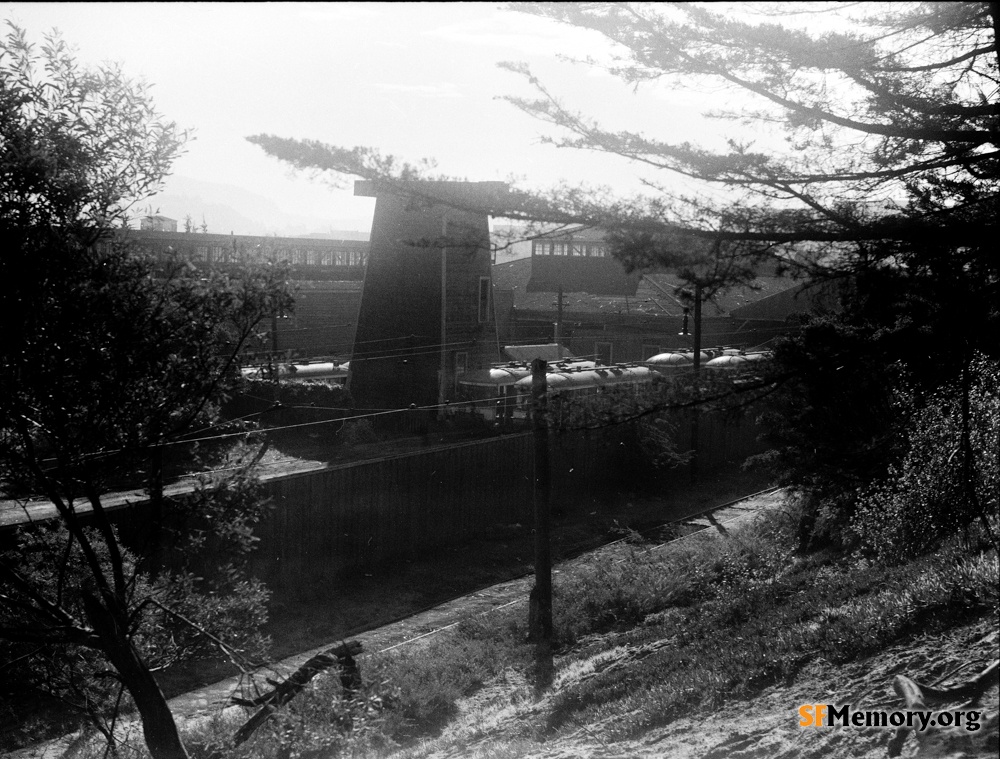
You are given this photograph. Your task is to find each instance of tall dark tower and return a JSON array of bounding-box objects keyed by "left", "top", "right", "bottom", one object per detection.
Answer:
[{"left": 348, "top": 181, "right": 507, "bottom": 416}]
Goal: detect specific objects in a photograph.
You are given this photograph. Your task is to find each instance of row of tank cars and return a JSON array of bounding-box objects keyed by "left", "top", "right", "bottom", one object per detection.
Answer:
[
  {"left": 240, "top": 348, "right": 771, "bottom": 392},
  {"left": 498, "top": 347, "right": 773, "bottom": 396},
  {"left": 237, "top": 348, "right": 771, "bottom": 422}
]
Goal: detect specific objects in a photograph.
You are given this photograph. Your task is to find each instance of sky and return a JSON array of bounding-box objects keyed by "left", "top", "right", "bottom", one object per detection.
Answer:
[{"left": 2, "top": 2, "right": 741, "bottom": 236}]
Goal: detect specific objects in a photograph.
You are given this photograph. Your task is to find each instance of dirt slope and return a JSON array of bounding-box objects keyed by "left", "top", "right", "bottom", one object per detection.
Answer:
[{"left": 410, "top": 614, "right": 998, "bottom": 759}]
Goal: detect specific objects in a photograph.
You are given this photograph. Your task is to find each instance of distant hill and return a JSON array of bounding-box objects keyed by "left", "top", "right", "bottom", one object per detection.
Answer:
[{"left": 140, "top": 175, "right": 370, "bottom": 238}]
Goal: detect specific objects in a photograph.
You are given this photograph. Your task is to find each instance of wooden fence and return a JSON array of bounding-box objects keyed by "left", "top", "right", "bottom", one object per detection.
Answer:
[
  {"left": 248, "top": 409, "right": 762, "bottom": 590},
  {"left": 1, "top": 409, "right": 764, "bottom": 594}
]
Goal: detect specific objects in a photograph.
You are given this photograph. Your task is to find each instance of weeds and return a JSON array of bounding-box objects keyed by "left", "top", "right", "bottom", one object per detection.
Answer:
[
  {"left": 543, "top": 507, "right": 998, "bottom": 742},
  {"left": 63, "top": 499, "right": 1000, "bottom": 758}
]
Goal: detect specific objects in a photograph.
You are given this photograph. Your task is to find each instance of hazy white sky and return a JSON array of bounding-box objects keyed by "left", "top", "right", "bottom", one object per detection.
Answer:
[{"left": 2, "top": 2, "right": 736, "bottom": 233}]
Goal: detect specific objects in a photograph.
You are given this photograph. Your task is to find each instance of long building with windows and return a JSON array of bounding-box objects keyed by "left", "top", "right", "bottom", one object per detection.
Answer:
[{"left": 121, "top": 227, "right": 368, "bottom": 360}]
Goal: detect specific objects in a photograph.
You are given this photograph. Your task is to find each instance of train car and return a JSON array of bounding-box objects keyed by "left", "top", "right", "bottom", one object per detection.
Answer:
[
  {"left": 646, "top": 348, "right": 773, "bottom": 372},
  {"left": 512, "top": 362, "right": 658, "bottom": 397},
  {"left": 241, "top": 361, "right": 350, "bottom": 383}
]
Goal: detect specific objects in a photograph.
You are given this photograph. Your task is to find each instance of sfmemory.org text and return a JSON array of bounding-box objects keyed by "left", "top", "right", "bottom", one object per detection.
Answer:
[{"left": 799, "top": 704, "right": 982, "bottom": 732}]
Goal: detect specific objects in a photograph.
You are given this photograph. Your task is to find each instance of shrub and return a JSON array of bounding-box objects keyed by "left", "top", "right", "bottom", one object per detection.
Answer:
[
  {"left": 851, "top": 356, "right": 1000, "bottom": 564},
  {"left": 338, "top": 419, "right": 380, "bottom": 448},
  {"left": 552, "top": 546, "right": 688, "bottom": 644}
]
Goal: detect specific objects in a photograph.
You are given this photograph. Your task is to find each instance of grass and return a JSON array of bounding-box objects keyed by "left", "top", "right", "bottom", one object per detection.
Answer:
[
  {"left": 212, "top": 503, "right": 997, "bottom": 757},
  {"left": 63, "top": 498, "right": 1000, "bottom": 759},
  {"left": 539, "top": 515, "right": 999, "bottom": 743}
]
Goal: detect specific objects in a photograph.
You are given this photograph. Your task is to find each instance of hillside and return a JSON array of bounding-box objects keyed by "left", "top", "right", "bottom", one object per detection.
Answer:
[
  {"left": 177, "top": 496, "right": 996, "bottom": 759},
  {"left": 408, "top": 617, "right": 997, "bottom": 759},
  {"left": 381, "top": 508, "right": 998, "bottom": 759},
  {"left": 11, "top": 491, "right": 997, "bottom": 759}
]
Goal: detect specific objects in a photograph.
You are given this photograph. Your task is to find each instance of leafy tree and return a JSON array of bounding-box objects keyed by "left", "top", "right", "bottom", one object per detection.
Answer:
[
  {"left": 851, "top": 355, "right": 1000, "bottom": 564},
  {"left": 0, "top": 24, "right": 291, "bottom": 758}
]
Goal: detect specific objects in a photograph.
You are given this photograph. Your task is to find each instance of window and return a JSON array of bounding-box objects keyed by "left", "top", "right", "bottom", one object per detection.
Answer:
[
  {"left": 592, "top": 245, "right": 608, "bottom": 257},
  {"left": 292, "top": 249, "right": 306, "bottom": 265},
  {"left": 595, "top": 342, "right": 613, "bottom": 366},
  {"left": 194, "top": 246, "right": 208, "bottom": 262},
  {"left": 320, "top": 251, "right": 333, "bottom": 265},
  {"left": 478, "top": 276, "right": 491, "bottom": 323},
  {"left": 533, "top": 241, "right": 550, "bottom": 256},
  {"left": 211, "top": 245, "right": 225, "bottom": 263},
  {"left": 306, "top": 250, "right": 319, "bottom": 265},
  {"left": 553, "top": 243, "right": 568, "bottom": 256}
]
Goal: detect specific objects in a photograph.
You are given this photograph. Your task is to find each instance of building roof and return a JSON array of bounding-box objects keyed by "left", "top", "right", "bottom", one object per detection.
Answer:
[
  {"left": 493, "top": 259, "right": 799, "bottom": 319},
  {"left": 729, "top": 279, "right": 842, "bottom": 321},
  {"left": 124, "top": 229, "right": 368, "bottom": 249},
  {"left": 526, "top": 255, "right": 641, "bottom": 296},
  {"left": 534, "top": 225, "right": 607, "bottom": 242}
]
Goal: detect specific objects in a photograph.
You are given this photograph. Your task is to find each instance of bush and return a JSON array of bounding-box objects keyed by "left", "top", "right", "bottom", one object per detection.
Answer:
[
  {"left": 851, "top": 356, "right": 1000, "bottom": 564},
  {"left": 338, "top": 419, "right": 380, "bottom": 448},
  {"left": 224, "top": 614, "right": 531, "bottom": 757}
]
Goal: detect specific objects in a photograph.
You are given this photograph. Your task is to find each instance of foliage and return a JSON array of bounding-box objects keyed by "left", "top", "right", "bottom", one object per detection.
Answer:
[
  {"left": 338, "top": 418, "right": 380, "bottom": 448},
  {"left": 746, "top": 316, "right": 910, "bottom": 540},
  {"left": 238, "top": 378, "right": 351, "bottom": 411},
  {"left": 214, "top": 615, "right": 532, "bottom": 758},
  {"left": 227, "top": 378, "right": 351, "bottom": 430},
  {"left": 202, "top": 504, "right": 996, "bottom": 755},
  {"left": 0, "top": 23, "right": 183, "bottom": 232},
  {"left": 58, "top": 501, "right": 1000, "bottom": 759},
  {"left": 546, "top": 373, "right": 768, "bottom": 473},
  {"left": 0, "top": 24, "right": 291, "bottom": 758},
  {"left": 544, "top": 510, "right": 997, "bottom": 741},
  {"left": 851, "top": 356, "right": 1000, "bottom": 564}
]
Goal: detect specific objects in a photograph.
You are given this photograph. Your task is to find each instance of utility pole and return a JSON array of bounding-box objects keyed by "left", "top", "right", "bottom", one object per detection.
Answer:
[
  {"left": 553, "top": 286, "right": 564, "bottom": 358},
  {"left": 271, "top": 312, "right": 280, "bottom": 402},
  {"left": 528, "top": 357, "right": 552, "bottom": 644},
  {"left": 438, "top": 217, "right": 448, "bottom": 419},
  {"left": 690, "top": 282, "right": 703, "bottom": 483}
]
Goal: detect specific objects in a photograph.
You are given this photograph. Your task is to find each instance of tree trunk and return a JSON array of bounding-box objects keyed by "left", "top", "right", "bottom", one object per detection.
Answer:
[{"left": 82, "top": 588, "right": 189, "bottom": 759}]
